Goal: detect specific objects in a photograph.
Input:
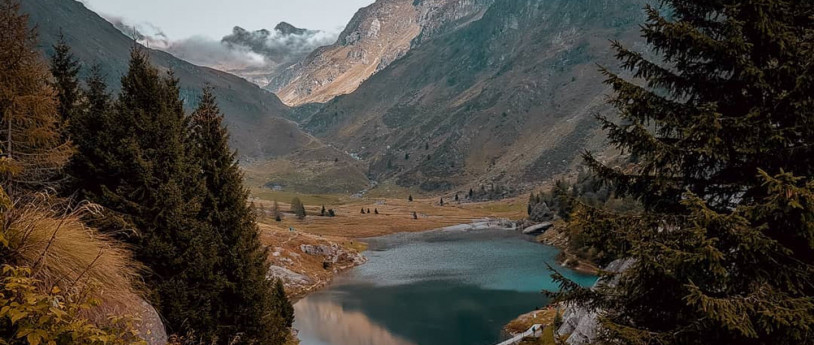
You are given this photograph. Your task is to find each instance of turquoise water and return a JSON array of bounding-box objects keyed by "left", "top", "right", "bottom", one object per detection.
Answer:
[{"left": 294, "top": 229, "right": 597, "bottom": 345}]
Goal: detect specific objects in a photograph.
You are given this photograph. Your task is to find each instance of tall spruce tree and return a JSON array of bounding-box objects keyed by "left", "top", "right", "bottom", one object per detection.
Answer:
[
  {"left": 0, "top": 0, "right": 72, "bottom": 194},
  {"left": 554, "top": 1, "right": 814, "bottom": 345},
  {"left": 74, "top": 47, "right": 222, "bottom": 338},
  {"left": 188, "top": 87, "right": 291, "bottom": 344},
  {"left": 49, "top": 32, "right": 81, "bottom": 127},
  {"left": 66, "top": 64, "right": 115, "bottom": 200}
]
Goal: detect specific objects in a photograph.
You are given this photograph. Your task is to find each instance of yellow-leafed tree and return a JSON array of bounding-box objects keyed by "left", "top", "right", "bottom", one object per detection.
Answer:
[{"left": 0, "top": 0, "right": 72, "bottom": 194}]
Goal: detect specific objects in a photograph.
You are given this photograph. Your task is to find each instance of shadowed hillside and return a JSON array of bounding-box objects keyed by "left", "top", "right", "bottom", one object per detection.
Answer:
[
  {"left": 23, "top": 0, "right": 309, "bottom": 159},
  {"left": 299, "top": 0, "right": 647, "bottom": 192}
]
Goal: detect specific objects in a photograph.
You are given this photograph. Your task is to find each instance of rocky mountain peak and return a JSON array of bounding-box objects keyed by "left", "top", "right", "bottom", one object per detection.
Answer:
[
  {"left": 274, "top": 21, "right": 307, "bottom": 36},
  {"left": 267, "top": 0, "right": 494, "bottom": 106}
]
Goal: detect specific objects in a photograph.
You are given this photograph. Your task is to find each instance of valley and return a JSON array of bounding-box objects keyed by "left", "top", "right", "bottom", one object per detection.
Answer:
[{"left": 10, "top": 0, "right": 807, "bottom": 345}]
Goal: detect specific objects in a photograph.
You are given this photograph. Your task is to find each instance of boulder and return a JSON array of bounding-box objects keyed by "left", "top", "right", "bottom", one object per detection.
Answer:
[
  {"left": 522, "top": 222, "right": 554, "bottom": 235},
  {"left": 135, "top": 300, "right": 168, "bottom": 345},
  {"left": 557, "top": 258, "right": 635, "bottom": 345},
  {"left": 267, "top": 265, "right": 313, "bottom": 287}
]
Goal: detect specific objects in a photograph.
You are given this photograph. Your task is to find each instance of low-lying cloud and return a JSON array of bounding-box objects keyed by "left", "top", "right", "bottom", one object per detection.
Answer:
[{"left": 104, "top": 15, "right": 336, "bottom": 84}]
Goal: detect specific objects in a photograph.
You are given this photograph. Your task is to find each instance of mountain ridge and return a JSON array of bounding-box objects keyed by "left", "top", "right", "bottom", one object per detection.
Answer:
[
  {"left": 22, "top": 0, "right": 312, "bottom": 160},
  {"left": 297, "top": 0, "right": 647, "bottom": 192},
  {"left": 267, "top": 0, "right": 495, "bottom": 106}
]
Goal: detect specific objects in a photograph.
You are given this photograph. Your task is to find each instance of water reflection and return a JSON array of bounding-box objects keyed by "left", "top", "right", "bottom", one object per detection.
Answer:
[
  {"left": 294, "top": 229, "right": 598, "bottom": 345},
  {"left": 295, "top": 296, "right": 416, "bottom": 345}
]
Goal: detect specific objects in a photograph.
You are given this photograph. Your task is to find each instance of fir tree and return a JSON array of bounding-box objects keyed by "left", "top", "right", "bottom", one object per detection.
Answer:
[
  {"left": 0, "top": 0, "right": 72, "bottom": 194},
  {"left": 553, "top": 2, "right": 814, "bottom": 345},
  {"left": 49, "top": 31, "right": 81, "bottom": 126},
  {"left": 72, "top": 47, "right": 222, "bottom": 338},
  {"left": 408, "top": 194, "right": 413, "bottom": 202},
  {"left": 272, "top": 200, "right": 281, "bottom": 221},
  {"left": 271, "top": 279, "right": 294, "bottom": 329},
  {"left": 290, "top": 197, "right": 306, "bottom": 220},
  {"left": 320, "top": 204, "right": 326, "bottom": 216},
  {"left": 188, "top": 87, "right": 291, "bottom": 344},
  {"left": 67, "top": 64, "right": 113, "bottom": 200}
]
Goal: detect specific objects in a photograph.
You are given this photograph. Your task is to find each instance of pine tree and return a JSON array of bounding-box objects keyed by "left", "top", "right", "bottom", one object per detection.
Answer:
[
  {"left": 49, "top": 31, "right": 81, "bottom": 127},
  {"left": 0, "top": 0, "right": 72, "bottom": 194},
  {"left": 188, "top": 87, "right": 291, "bottom": 344},
  {"left": 408, "top": 194, "right": 413, "bottom": 202},
  {"left": 320, "top": 204, "right": 326, "bottom": 216},
  {"left": 374, "top": 208, "right": 379, "bottom": 214},
  {"left": 553, "top": 2, "right": 814, "bottom": 345}
]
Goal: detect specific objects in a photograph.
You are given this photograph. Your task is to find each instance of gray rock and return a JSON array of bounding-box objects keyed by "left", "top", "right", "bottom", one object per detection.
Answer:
[
  {"left": 135, "top": 300, "right": 167, "bottom": 345},
  {"left": 557, "top": 258, "right": 635, "bottom": 345},
  {"left": 522, "top": 222, "right": 554, "bottom": 234},
  {"left": 267, "top": 265, "right": 313, "bottom": 287}
]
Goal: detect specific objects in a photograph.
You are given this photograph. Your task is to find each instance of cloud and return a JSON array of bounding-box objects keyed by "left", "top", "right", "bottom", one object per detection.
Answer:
[
  {"left": 222, "top": 24, "right": 337, "bottom": 64},
  {"left": 101, "top": 15, "right": 336, "bottom": 84}
]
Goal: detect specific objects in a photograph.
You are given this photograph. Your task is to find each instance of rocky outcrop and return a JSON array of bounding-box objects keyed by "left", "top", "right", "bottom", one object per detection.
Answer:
[
  {"left": 267, "top": 265, "right": 314, "bottom": 286},
  {"left": 436, "top": 218, "right": 516, "bottom": 232},
  {"left": 299, "top": 243, "right": 367, "bottom": 267},
  {"left": 263, "top": 233, "right": 367, "bottom": 297},
  {"left": 522, "top": 222, "right": 553, "bottom": 235},
  {"left": 557, "top": 258, "right": 635, "bottom": 345}
]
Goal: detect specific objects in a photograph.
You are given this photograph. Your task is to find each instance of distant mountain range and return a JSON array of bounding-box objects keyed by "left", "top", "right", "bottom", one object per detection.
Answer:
[{"left": 26, "top": 0, "right": 648, "bottom": 195}]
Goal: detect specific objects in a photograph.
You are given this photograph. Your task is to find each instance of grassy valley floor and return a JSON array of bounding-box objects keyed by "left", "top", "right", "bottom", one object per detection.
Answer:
[{"left": 253, "top": 191, "right": 527, "bottom": 297}]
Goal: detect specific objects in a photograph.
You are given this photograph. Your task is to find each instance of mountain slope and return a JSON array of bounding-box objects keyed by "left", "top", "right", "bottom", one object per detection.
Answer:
[
  {"left": 267, "top": 0, "right": 495, "bottom": 106},
  {"left": 22, "top": 0, "right": 311, "bottom": 159},
  {"left": 300, "top": 0, "right": 647, "bottom": 192}
]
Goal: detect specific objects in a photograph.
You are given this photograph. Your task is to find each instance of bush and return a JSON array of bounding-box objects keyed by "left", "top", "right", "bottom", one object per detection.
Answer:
[
  {"left": 0, "top": 193, "right": 147, "bottom": 344},
  {"left": 0, "top": 265, "right": 146, "bottom": 345}
]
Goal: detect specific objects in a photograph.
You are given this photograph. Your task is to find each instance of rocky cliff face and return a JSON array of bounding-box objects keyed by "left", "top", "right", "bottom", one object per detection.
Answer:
[
  {"left": 299, "top": 0, "right": 647, "bottom": 192},
  {"left": 267, "top": 0, "right": 494, "bottom": 106}
]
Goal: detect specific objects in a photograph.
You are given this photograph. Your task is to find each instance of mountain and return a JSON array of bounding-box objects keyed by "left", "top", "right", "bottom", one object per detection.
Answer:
[
  {"left": 297, "top": 0, "right": 647, "bottom": 192},
  {"left": 21, "top": 0, "right": 310, "bottom": 159},
  {"left": 267, "top": 0, "right": 495, "bottom": 106},
  {"left": 217, "top": 23, "right": 336, "bottom": 86}
]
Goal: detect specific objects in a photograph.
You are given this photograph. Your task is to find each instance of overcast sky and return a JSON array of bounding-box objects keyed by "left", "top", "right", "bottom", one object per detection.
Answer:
[{"left": 80, "top": 0, "right": 376, "bottom": 39}]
